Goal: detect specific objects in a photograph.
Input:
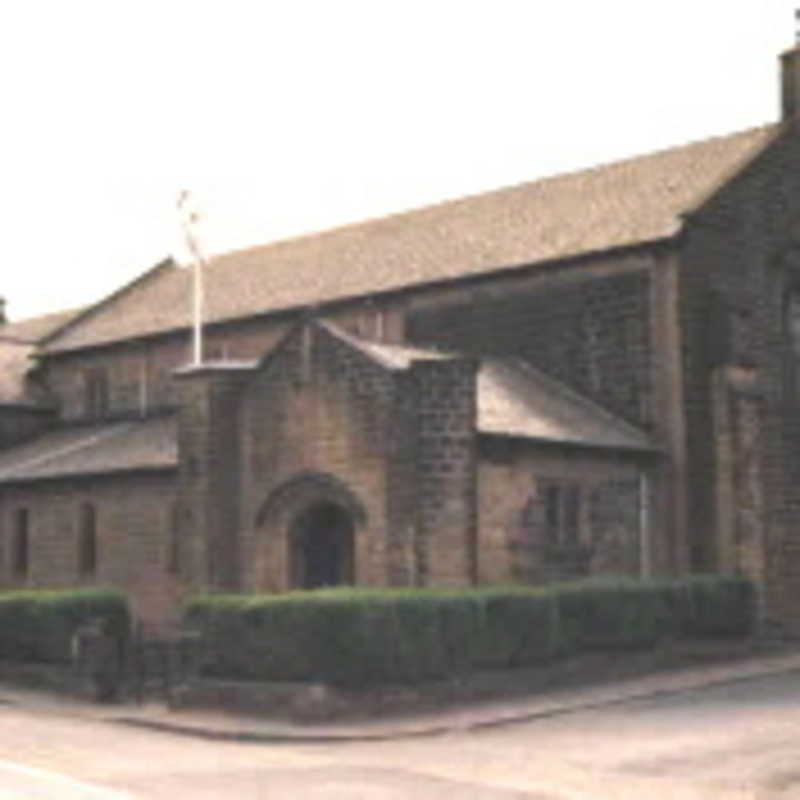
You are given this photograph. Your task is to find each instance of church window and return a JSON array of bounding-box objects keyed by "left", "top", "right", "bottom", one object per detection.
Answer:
[
  {"left": 78, "top": 503, "right": 97, "bottom": 577},
  {"left": 786, "top": 290, "right": 800, "bottom": 400},
  {"left": 787, "top": 291, "right": 800, "bottom": 352},
  {"left": 12, "top": 509, "right": 29, "bottom": 577},
  {"left": 83, "top": 367, "right": 110, "bottom": 419},
  {"left": 544, "top": 485, "right": 561, "bottom": 544},
  {"left": 204, "top": 342, "right": 228, "bottom": 361},
  {"left": 167, "top": 503, "right": 180, "bottom": 575},
  {"left": 356, "top": 303, "right": 386, "bottom": 341},
  {"left": 543, "top": 482, "right": 581, "bottom": 548}
]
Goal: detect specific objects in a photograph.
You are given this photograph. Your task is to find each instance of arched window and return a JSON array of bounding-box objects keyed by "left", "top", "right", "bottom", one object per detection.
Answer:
[
  {"left": 13, "top": 509, "right": 29, "bottom": 577},
  {"left": 786, "top": 289, "right": 800, "bottom": 401},
  {"left": 167, "top": 503, "right": 180, "bottom": 575},
  {"left": 78, "top": 503, "right": 97, "bottom": 577},
  {"left": 83, "top": 367, "right": 109, "bottom": 419}
]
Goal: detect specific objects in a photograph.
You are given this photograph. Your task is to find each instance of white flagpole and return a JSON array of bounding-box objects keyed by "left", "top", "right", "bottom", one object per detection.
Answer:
[
  {"left": 192, "top": 247, "right": 204, "bottom": 366},
  {"left": 177, "top": 190, "right": 205, "bottom": 366}
]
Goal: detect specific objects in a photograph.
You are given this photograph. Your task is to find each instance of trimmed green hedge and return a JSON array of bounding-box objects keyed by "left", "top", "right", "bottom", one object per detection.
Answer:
[
  {"left": 0, "top": 588, "right": 129, "bottom": 664},
  {"left": 186, "top": 575, "right": 755, "bottom": 687}
]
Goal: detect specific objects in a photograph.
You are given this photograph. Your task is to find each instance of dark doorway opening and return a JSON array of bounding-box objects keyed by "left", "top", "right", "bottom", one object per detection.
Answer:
[{"left": 290, "top": 502, "right": 355, "bottom": 588}]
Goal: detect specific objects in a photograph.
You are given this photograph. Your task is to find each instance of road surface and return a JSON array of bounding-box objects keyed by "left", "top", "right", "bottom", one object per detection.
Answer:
[{"left": 2, "top": 671, "right": 800, "bottom": 798}]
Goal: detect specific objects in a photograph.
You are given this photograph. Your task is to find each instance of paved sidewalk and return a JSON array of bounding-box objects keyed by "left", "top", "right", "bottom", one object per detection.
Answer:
[{"left": 3, "top": 650, "right": 800, "bottom": 744}]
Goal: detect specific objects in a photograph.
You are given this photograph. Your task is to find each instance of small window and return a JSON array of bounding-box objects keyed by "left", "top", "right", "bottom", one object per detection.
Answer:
[
  {"left": 204, "top": 342, "right": 228, "bottom": 361},
  {"left": 562, "top": 486, "right": 580, "bottom": 547},
  {"left": 787, "top": 291, "right": 800, "bottom": 355},
  {"left": 544, "top": 486, "right": 562, "bottom": 546},
  {"left": 543, "top": 481, "right": 581, "bottom": 548},
  {"left": 786, "top": 290, "right": 800, "bottom": 400},
  {"left": 84, "top": 367, "right": 110, "bottom": 419},
  {"left": 13, "top": 509, "right": 29, "bottom": 577},
  {"left": 355, "top": 303, "right": 386, "bottom": 341},
  {"left": 167, "top": 503, "right": 180, "bottom": 575},
  {"left": 78, "top": 503, "right": 97, "bottom": 577}
]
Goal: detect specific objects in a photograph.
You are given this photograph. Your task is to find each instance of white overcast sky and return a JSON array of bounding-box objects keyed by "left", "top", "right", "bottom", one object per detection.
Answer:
[{"left": 0, "top": 0, "right": 797, "bottom": 321}]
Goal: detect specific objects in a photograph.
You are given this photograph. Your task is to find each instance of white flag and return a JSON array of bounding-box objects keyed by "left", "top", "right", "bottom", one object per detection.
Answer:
[
  {"left": 176, "top": 189, "right": 205, "bottom": 267},
  {"left": 176, "top": 189, "right": 206, "bottom": 365}
]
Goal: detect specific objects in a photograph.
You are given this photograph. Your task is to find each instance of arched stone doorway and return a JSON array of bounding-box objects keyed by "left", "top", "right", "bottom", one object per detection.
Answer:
[
  {"left": 254, "top": 472, "right": 367, "bottom": 591},
  {"left": 289, "top": 501, "right": 354, "bottom": 588}
]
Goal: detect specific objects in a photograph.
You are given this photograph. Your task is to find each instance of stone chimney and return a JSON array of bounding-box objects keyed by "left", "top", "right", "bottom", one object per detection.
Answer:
[{"left": 781, "top": 32, "right": 800, "bottom": 121}]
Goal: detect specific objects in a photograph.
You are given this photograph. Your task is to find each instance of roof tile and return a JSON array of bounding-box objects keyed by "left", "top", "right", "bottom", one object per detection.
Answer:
[
  {"left": 0, "top": 416, "right": 177, "bottom": 483},
  {"left": 477, "top": 359, "right": 654, "bottom": 450},
  {"left": 44, "top": 125, "right": 777, "bottom": 353}
]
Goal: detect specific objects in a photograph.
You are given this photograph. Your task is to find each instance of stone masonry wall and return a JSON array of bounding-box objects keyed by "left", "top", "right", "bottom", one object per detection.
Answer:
[
  {"left": 39, "top": 253, "right": 654, "bottom": 432},
  {"left": 407, "top": 263, "right": 652, "bottom": 426},
  {"left": 680, "top": 124, "right": 800, "bottom": 627},
  {"left": 41, "top": 328, "right": 278, "bottom": 422},
  {"left": 175, "top": 367, "right": 250, "bottom": 592},
  {"left": 39, "top": 300, "right": 404, "bottom": 424},
  {"left": 234, "top": 325, "right": 480, "bottom": 591},
  {"left": 238, "top": 325, "right": 398, "bottom": 592},
  {"left": 0, "top": 473, "right": 176, "bottom": 591},
  {"left": 0, "top": 408, "right": 54, "bottom": 449},
  {"left": 384, "top": 368, "right": 420, "bottom": 586},
  {"left": 411, "top": 358, "right": 478, "bottom": 587},
  {"left": 478, "top": 439, "right": 656, "bottom": 585}
]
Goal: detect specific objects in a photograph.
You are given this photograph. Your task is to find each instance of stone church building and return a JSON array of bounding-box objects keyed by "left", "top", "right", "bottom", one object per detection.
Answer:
[{"left": 0, "top": 43, "right": 799, "bottom": 626}]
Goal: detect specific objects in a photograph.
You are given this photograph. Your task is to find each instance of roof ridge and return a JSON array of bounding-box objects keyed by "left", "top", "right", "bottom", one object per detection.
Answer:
[
  {"left": 42, "top": 121, "right": 781, "bottom": 354},
  {"left": 42, "top": 258, "right": 176, "bottom": 348},
  {"left": 202, "top": 123, "right": 776, "bottom": 270},
  {"left": 0, "top": 307, "right": 87, "bottom": 345}
]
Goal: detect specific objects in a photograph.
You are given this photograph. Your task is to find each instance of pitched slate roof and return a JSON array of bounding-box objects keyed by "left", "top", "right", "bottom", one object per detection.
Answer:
[
  {"left": 0, "top": 415, "right": 177, "bottom": 484},
  {"left": 320, "top": 321, "right": 451, "bottom": 369},
  {"left": 0, "top": 342, "right": 40, "bottom": 406},
  {"left": 477, "top": 359, "right": 654, "bottom": 451},
  {"left": 327, "top": 325, "right": 654, "bottom": 451},
  {"left": 43, "top": 125, "right": 778, "bottom": 354},
  {"left": 0, "top": 307, "right": 85, "bottom": 344},
  {"left": 0, "top": 308, "right": 85, "bottom": 406}
]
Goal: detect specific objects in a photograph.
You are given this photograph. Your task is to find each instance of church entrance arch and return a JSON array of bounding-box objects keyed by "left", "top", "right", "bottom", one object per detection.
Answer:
[
  {"left": 255, "top": 472, "right": 367, "bottom": 591},
  {"left": 289, "top": 501, "right": 354, "bottom": 588}
]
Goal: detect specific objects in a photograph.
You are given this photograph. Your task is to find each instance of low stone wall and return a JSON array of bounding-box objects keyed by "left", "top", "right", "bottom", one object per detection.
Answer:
[
  {"left": 0, "top": 636, "right": 790, "bottom": 723},
  {"left": 170, "top": 636, "right": 789, "bottom": 723},
  {"left": 0, "top": 660, "right": 75, "bottom": 693}
]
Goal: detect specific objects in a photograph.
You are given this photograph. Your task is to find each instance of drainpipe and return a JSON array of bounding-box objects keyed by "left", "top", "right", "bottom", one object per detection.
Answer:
[
  {"left": 139, "top": 358, "right": 148, "bottom": 418},
  {"left": 639, "top": 471, "right": 651, "bottom": 578}
]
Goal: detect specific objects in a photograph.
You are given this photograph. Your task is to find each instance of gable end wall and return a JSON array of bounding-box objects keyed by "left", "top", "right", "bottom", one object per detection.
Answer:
[{"left": 681, "top": 125, "right": 800, "bottom": 627}]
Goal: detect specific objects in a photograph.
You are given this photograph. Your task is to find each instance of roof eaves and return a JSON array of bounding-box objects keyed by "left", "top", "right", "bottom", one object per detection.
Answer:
[
  {"left": 173, "top": 360, "right": 258, "bottom": 378},
  {"left": 478, "top": 429, "right": 661, "bottom": 453},
  {"left": 0, "top": 402, "right": 54, "bottom": 413},
  {"left": 0, "top": 463, "right": 177, "bottom": 488},
  {"left": 1, "top": 423, "right": 134, "bottom": 478},
  {"left": 40, "top": 257, "right": 178, "bottom": 350},
  {"left": 40, "top": 236, "right": 681, "bottom": 358}
]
